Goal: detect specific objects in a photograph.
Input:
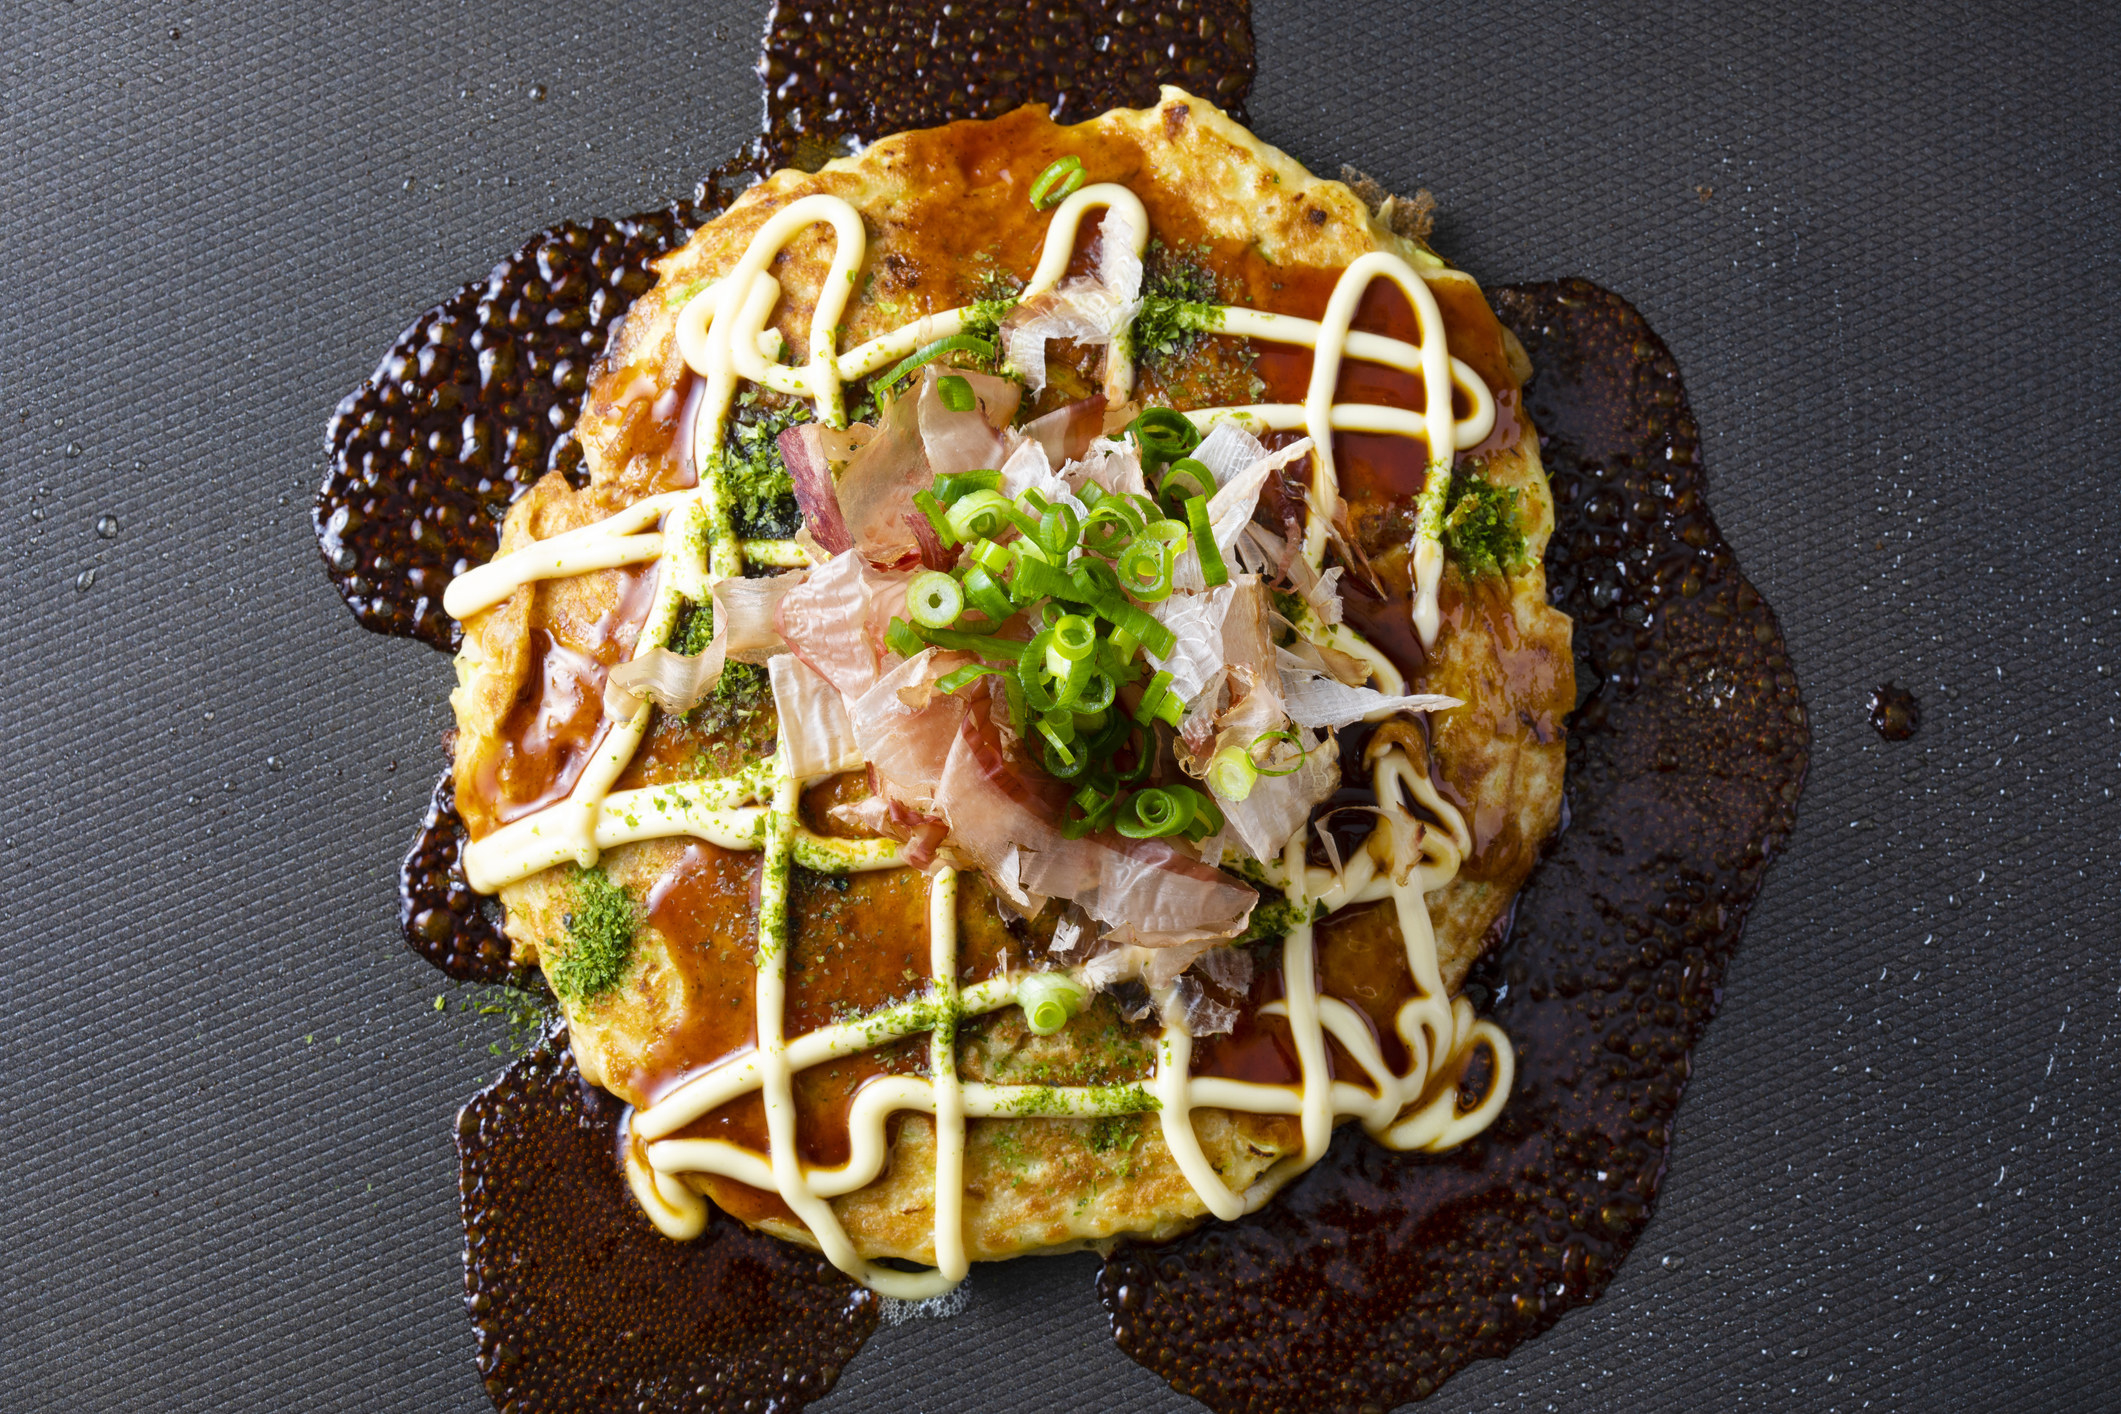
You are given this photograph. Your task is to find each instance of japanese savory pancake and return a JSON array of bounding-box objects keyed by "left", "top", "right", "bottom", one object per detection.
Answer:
[{"left": 446, "top": 88, "right": 1571, "bottom": 1275}]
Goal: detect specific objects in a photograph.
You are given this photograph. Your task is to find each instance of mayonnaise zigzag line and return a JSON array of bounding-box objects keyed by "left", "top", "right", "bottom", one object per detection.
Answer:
[{"left": 452, "top": 178, "right": 1512, "bottom": 1295}]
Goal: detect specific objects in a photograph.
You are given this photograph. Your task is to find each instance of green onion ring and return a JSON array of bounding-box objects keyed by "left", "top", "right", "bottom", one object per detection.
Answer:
[
  {"left": 946, "top": 489, "right": 1021, "bottom": 542},
  {"left": 1020, "top": 629, "right": 1063, "bottom": 711},
  {"left": 1036, "top": 501, "right": 1082, "bottom": 560},
  {"left": 1117, "top": 537, "right": 1175, "bottom": 601},
  {"left": 1049, "top": 614, "right": 1096, "bottom": 662},
  {"left": 1116, "top": 786, "right": 1193, "bottom": 839},
  {"left": 1205, "top": 744, "right": 1259, "bottom": 802},
  {"left": 907, "top": 570, "right": 964, "bottom": 629},
  {"left": 1132, "top": 668, "right": 1176, "bottom": 726},
  {"left": 912, "top": 623, "right": 1030, "bottom": 660},
  {"left": 1158, "top": 457, "right": 1215, "bottom": 512},
  {"left": 1029, "top": 155, "right": 1085, "bottom": 210},
  {"left": 1248, "top": 729, "right": 1308, "bottom": 777},
  {"left": 1127, "top": 407, "right": 1202, "bottom": 476},
  {"left": 1072, "top": 670, "right": 1117, "bottom": 715}
]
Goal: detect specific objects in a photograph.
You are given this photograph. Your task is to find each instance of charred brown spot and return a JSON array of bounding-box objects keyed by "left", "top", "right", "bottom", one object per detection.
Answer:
[
  {"left": 1306, "top": 206, "right": 1328, "bottom": 226},
  {"left": 1164, "top": 101, "right": 1191, "bottom": 138},
  {"left": 880, "top": 247, "right": 921, "bottom": 294}
]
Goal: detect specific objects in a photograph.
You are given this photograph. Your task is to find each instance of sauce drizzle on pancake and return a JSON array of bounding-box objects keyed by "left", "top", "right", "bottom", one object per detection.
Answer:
[
  {"left": 319, "top": 5, "right": 1805, "bottom": 1409},
  {"left": 440, "top": 134, "right": 1518, "bottom": 1297}
]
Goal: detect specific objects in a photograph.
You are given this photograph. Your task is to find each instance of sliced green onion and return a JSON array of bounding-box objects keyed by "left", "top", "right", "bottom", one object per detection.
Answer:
[
  {"left": 1117, "top": 537, "right": 1176, "bottom": 601},
  {"left": 1010, "top": 551, "right": 1071, "bottom": 603},
  {"left": 1043, "top": 734, "right": 1093, "bottom": 778},
  {"left": 1112, "top": 723, "right": 1157, "bottom": 782},
  {"left": 912, "top": 489, "right": 960, "bottom": 548},
  {"left": 1093, "top": 637, "right": 1141, "bottom": 683},
  {"left": 1206, "top": 744, "right": 1259, "bottom": 801},
  {"left": 1035, "top": 501, "right": 1082, "bottom": 560},
  {"left": 912, "top": 624, "right": 1030, "bottom": 660},
  {"left": 885, "top": 619, "right": 925, "bottom": 659},
  {"left": 1073, "top": 670, "right": 1117, "bottom": 715},
  {"left": 959, "top": 565, "right": 1015, "bottom": 625},
  {"left": 946, "top": 489, "right": 1023, "bottom": 542},
  {"left": 1133, "top": 668, "right": 1177, "bottom": 727},
  {"left": 1248, "top": 729, "right": 1308, "bottom": 777},
  {"left": 936, "top": 469, "right": 1002, "bottom": 505},
  {"left": 1158, "top": 457, "right": 1215, "bottom": 512},
  {"left": 964, "top": 536, "right": 1014, "bottom": 573},
  {"left": 1058, "top": 651, "right": 1094, "bottom": 707},
  {"left": 1037, "top": 712, "right": 1079, "bottom": 767},
  {"left": 1080, "top": 499, "right": 1142, "bottom": 556},
  {"left": 1185, "top": 494, "right": 1228, "bottom": 587},
  {"left": 936, "top": 374, "right": 977, "bottom": 412},
  {"left": 1017, "top": 970, "right": 1089, "bottom": 1034},
  {"left": 1020, "top": 629, "right": 1063, "bottom": 711},
  {"left": 1116, "top": 786, "right": 1193, "bottom": 839},
  {"left": 907, "top": 570, "right": 964, "bottom": 629},
  {"left": 1105, "top": 598, "right": 1174, "bottom": 658},
  {"left": 1049, "top": 614, "right": 1096, "bottom": 663},
  {"left": 1128, "top": 407, "right": 1202, "bottom": 476},
  {"left": 1062, "top": 783, "right": 1122, "bottom": 839},
  {"left": 876, "top": 333, "right": 995, "bottom": 399},
  {"left": 1029, "top": 155, "right": 1085, "bottom": 210},
  {"left": 937, "top": 662, "right": 1004, "bottom": 694}
]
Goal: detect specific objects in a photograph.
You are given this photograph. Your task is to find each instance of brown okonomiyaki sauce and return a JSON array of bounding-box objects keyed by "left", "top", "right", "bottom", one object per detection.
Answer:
[
  {"left": 321, "top": 6, "right": 1814, "bottom": 1412},
  {"left": 459, "top": 1037, "right": 878, "bottom": 1412},
  {"left": 1096, "top": 282, "right": 1807, "bottom": 1412}
]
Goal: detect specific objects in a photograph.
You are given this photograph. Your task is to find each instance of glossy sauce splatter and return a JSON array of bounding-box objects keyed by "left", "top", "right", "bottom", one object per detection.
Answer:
[
  {"left": 1096, "top": 281, "right": 1807, "bottom": 1411},
  {"left": 1870, "top": 682, "right": 1920, "bottom": 741},
  {"left": 321, "top": 5, "right": 1810, "bottom": 1411}
]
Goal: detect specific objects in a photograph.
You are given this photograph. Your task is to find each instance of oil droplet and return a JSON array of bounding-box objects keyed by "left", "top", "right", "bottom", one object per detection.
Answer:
[
  {"left": 1868, "top": 682, "right": 1920, "bottom": 741},
  {"left": 528, "top": 83, "right": 548, "bottom": 102},
  {"left": 266, "top": 755, "right": 283, "bottom": 771},
  {"left": 64, "top": 442, "right": 82, "bottom": 458},
  {"left": 95, "top": 513, "right": 119, "bottom": 539},
  {"left": 73, "top": 567, "right": 96, "bottom": 592}
]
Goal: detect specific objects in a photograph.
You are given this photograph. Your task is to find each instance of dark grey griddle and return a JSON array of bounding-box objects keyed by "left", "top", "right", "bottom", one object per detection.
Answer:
[{"left": 1, "top": 2, "right": 2115, "bottom": 1410}]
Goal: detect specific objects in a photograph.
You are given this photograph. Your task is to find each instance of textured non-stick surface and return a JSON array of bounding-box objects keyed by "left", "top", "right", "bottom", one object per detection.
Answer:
[{"left": 2, "top": 2, "right": 2115, "bottom": 1410}]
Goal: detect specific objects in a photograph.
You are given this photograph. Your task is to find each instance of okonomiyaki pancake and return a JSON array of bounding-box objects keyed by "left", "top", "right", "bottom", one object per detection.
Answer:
[{"left": 444, "top": 89, "right": 1572, "bottom": 1292}]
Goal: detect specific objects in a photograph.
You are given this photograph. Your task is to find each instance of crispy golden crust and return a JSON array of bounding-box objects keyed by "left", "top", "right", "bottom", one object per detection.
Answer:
[
  {"left": 452, "top": 88, "right": 1569, "bottom": 1263},
  {"left": 1406, "top": 428, "right": 1573, "bottom": 992},
  {"left": 758, "top": 1109, "right": 1297, "bottom": 1265}
]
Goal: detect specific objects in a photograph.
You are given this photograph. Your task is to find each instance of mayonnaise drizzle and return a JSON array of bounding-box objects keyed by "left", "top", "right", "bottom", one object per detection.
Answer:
[{"left": 453, "top": 178, "right": 1514, "bottom": 1295}]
